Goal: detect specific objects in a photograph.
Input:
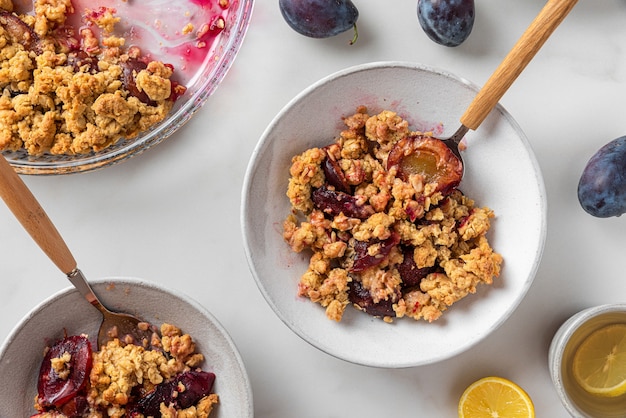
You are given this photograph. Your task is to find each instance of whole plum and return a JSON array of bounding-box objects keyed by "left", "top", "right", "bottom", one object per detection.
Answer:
[
  {"left": 279, "top": 0, "right": 359, "bottom": 43},
  {"left": 417, "top": 0, "right": 475, "bottom": 47},
  {"left": 578, "top": 136, "right": 626, "bottom": 218}
]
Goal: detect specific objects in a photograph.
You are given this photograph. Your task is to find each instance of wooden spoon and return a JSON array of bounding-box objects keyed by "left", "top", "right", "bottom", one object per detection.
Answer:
[
  {"left": 0, "top": 155, "right": 156, "bottom": 349},
  {"left": 441, "top": 0, "right": 578, "bottom": 176}
]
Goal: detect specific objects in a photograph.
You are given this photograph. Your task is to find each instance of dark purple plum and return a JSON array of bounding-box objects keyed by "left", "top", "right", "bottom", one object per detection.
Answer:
[
  {"left": 279, "top": 0, "right": 359, "bottom": 44},
  {"left": 578, "top": 136, "right": 626, "bottom": 218},
  {"left": 417, "top": 0, "right": 475, "bottom": 47}
]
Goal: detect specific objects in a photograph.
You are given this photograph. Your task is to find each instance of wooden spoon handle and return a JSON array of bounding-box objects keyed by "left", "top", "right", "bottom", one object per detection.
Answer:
[
  {"left": 460, "top": 0, "right": 578, "bottom": 131},
  {"left": 0, "top": 155, "right": 77, "bottom": 274}
]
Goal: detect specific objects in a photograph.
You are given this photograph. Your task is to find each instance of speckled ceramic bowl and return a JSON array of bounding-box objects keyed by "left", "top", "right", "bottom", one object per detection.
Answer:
[
  {"left": 0, "top": 277, "right": 253, "bottom": 417},
  {"left": 549, "top": 304, "right": 626, "bottom": 418},
  {"left": 241, "top": 61, "right": 547, "bottom": 368},
  {"left": 3, "top": 0, "right": 253, "bottom": 175}
]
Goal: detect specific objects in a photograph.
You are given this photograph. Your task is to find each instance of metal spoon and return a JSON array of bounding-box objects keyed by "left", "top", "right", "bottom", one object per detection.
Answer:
[
  {"left": 0, "top": 155, "right": 155, "bottom": 349},
  {"left": 442, "top": 0, "right": 578, "bottom": 175}
]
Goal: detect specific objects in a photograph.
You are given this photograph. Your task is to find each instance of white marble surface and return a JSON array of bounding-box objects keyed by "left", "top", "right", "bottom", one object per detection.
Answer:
[{"left": 2, "top": 1, "right": 626, "bottom": 416}]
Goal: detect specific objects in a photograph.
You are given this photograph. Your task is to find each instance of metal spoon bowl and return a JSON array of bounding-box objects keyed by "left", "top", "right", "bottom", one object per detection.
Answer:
[
  {"left": 0, "top": 155, "right": 155, "bottom": 349},
  {"left": 441, "top": 0, "right": 578, "bottom": 178}
]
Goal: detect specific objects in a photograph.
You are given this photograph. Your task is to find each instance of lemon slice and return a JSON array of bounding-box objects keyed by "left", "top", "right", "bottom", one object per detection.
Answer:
[
  {"left": 572, "top": 323, "right": 626, "bottom": 397},
  {"left": 458, "top": 376, "right": 535, "bottom": 418}
]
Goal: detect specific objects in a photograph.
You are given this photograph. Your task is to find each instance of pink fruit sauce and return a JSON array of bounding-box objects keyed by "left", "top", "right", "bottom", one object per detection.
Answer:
[{"left": 16, "top": 0, "right": 234, "bottom": 86}]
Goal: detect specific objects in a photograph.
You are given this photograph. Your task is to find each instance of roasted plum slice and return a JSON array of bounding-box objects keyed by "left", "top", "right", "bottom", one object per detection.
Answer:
[
  {"left": 387, "top": 135, "right": 462, "bottom": 195},
  {"left": 49, "top": 25, "right": 81, "bottom": 53},
  {"left": 0, "top": 11, "right": 41, "bottom": 53},
  {"left": 350, "top": 232, "right": 400, "bottom": 273},
  {"left": 131, "top": 370, "right": 216, "bottom": 416},
  {"left": 348, "top": 279, "right": 397, "bottom": 318},
  {"left": 322, "top": 155, "right": 351, "bottom": 193},
  {"left": 397, "top": 245, "right": 436, "bottom": 287},
  {"left": 56, "top": 395, "right": 89, "bottom": 418},
  {"left": 67, "top": 51, "right": 99, "bottom": 74},
  {"left": 121, "top": 58, "right": 155, "bottom": 105},
  {"left": 37, "top": 335, "right": 93, "bottom": 409},
  {"left": 312, "top": 186, "right": 374, "bottom": 219}
]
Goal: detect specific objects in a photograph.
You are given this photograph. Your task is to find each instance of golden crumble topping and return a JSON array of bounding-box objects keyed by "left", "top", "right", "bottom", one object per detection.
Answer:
[
  {"left": 0, "top": 0, "right": 184, "bottom": 156},
  {"left": 284, "top": 107, "right": 503, "bottom": 323},
  {"left": 34, "top": 324, "right": 218, "bottom": 418}
]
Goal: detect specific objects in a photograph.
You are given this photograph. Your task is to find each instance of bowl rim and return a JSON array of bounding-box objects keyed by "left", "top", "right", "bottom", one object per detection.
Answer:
[
  {"left": 241, "top": 60, "right": 548, "bottom": 368},
  {"left": 0, "top": 276, "right": 254, "bottom": 417},
  {"left": 4, "top": 0, "right": 255, "bottom": 175}
]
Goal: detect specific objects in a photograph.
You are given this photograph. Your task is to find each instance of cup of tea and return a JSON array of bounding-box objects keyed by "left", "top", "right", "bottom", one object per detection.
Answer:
[{"left": 549, "top": 304, "right": 626, "bottom": 418}]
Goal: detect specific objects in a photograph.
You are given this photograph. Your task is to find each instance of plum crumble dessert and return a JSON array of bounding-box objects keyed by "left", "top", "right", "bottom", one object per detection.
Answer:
[
  {"left": 283, "top": 106, "right": 503, "bottom": 323},
  {"left": 32, "top": 323, "right": 219, "bottom": 418},
  {"left": 0, "top": 0, "right": 189, "bottom": 156}
]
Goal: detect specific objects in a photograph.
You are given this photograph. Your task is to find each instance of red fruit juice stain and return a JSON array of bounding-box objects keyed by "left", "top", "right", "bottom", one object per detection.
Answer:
[
  {"left": 11, "top": 0, "right": 238, "bottom": 90},
  {"left": 168, "top": 15, "right": 225, "bottom": 70}
]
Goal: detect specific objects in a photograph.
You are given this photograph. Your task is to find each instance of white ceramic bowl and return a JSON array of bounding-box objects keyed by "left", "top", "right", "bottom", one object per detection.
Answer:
[
  {"left": 549, "top": 304, "right": 626, "bottom": 418},
  {"left": 0, "top": 277, "right": 253, "bottom": 417},
  {"left": 241, "top": 61, "right": 547, "bottom": 368}
]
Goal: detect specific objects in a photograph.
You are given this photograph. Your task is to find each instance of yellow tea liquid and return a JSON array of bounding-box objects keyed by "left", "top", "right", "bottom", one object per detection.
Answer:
[{"left": 561, "top": 313, "right": 626, "bottom": 417}]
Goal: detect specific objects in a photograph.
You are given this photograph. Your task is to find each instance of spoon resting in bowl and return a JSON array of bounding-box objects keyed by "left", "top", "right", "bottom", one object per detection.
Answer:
[
  {"left": 406, "top": 0, "right": 578, "bottom": 186},
  {"left": 0, "top": 155, "right": 156, "bottom": 349}
]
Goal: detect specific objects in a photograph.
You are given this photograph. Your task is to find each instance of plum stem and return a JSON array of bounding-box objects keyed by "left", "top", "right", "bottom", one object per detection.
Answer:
[{"left": 349, "top": 23, "right": 358, "bottom": 45}]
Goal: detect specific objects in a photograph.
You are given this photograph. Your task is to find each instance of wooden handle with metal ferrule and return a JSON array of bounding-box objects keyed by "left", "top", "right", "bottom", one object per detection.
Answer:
[
  {"left": 460, "top": 0, "right": 578, "bottom": 131},
  {"left": 0, "top": 155, "right": 77, "bottom": 274}
]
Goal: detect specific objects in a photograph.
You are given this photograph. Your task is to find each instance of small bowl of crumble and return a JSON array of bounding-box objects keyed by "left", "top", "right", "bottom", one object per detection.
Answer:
[
  {"left": 0, "top": 277, "right": 253, "bottom": 417},
  {"left": 0, "top": 0, "right": 253, "bottom": 174},
  {"left": 241, "top": 61, "right": 547, "bottom": 368}
]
